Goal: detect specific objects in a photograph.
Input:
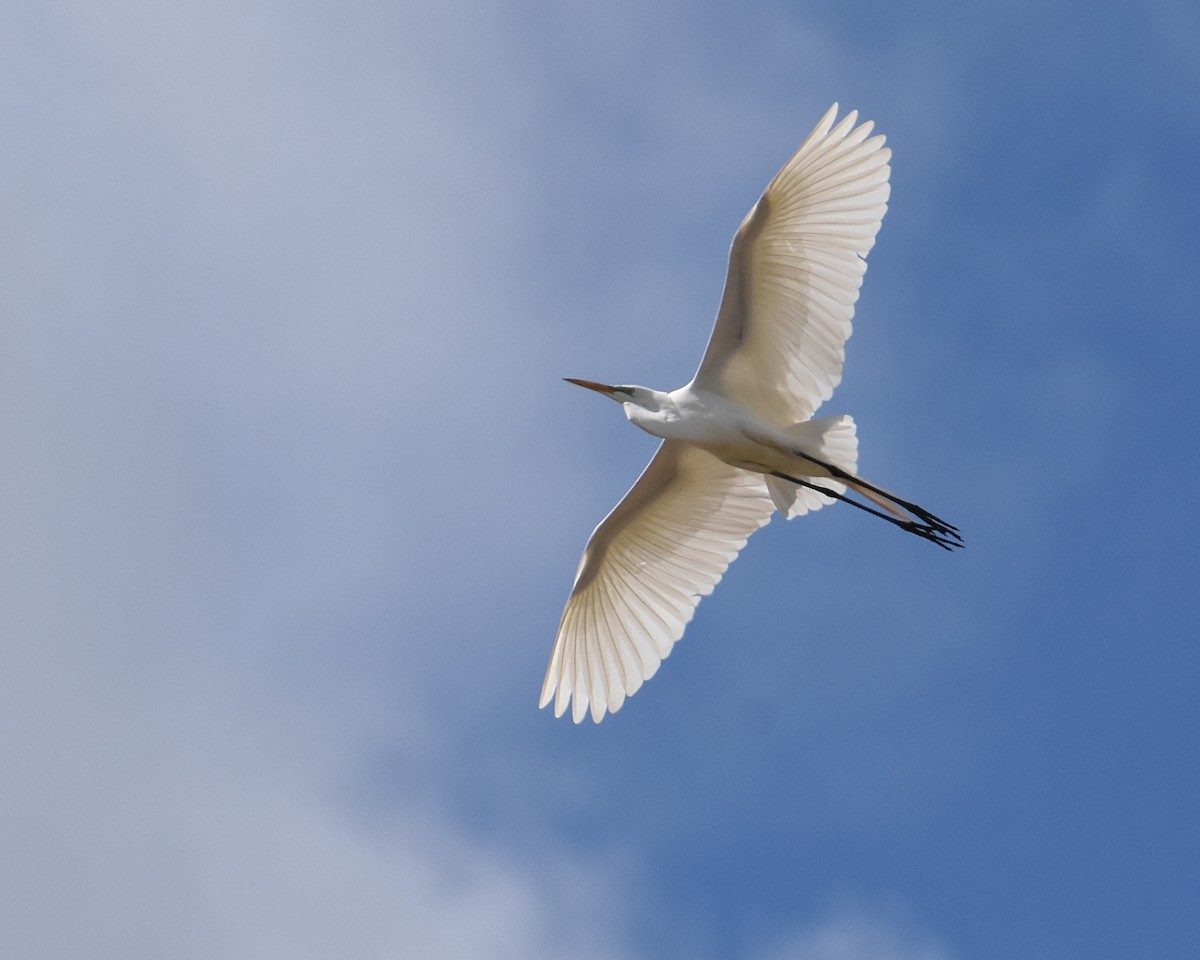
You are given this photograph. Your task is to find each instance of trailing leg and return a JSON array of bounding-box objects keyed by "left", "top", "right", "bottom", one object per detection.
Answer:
[
  {"left": 786, "top": 450, "right": 962, "bottom": 544},
  {"left": 769, "top": 471, "right": 963, "bottom": 551}
]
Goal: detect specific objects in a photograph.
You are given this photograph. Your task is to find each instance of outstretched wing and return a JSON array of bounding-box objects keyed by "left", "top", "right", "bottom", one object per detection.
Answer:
[
  {"left": 691, "top": 104, "right": 891, "bottom": 425},
  {"left": 541, "top": 441, "right": 775, "bottom": 723}
]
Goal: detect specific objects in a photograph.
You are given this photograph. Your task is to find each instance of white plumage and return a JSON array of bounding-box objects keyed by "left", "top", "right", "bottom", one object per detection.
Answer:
[{"left": 542, "top": 105, "right": 960, "bottom": 724}]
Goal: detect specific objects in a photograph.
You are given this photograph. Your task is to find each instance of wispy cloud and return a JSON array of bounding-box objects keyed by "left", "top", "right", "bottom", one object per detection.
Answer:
[{"left": 755, "top": 906, "right": 953, "bottom": 960}]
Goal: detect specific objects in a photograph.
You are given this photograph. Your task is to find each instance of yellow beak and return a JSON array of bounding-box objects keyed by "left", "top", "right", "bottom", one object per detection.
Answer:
[{"left": 563, "top": 378, "right": 619, "bottom": 396}]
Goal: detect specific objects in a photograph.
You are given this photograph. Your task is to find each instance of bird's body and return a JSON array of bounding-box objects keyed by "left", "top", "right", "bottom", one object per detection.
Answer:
[
  {"left": 542, "top": 105, "right": 961, "bottom": 724},
  {"left": 615, "top": 383, "right": 842, "bottom": 482}
]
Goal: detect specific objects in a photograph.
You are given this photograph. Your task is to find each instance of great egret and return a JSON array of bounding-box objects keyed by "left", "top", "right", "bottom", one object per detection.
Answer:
[{"left": 541, "top": 104, "right": 961, "bottom": 724}]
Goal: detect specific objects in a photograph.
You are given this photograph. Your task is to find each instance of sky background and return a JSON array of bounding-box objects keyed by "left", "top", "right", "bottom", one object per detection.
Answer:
[{"left": 3, "top": 1, "right": 1198, "bottom": 957}]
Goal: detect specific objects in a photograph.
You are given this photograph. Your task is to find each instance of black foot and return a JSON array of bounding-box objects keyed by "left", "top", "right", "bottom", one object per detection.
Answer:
[
  {"left": 899, "top": 504, "right": 962, "bottom": 547},
  {"left": 890, "top": 499, "right": 962, "bottom": 544},
  {"left": 901, "top": 519, "right": 962, "bottom": 551}
]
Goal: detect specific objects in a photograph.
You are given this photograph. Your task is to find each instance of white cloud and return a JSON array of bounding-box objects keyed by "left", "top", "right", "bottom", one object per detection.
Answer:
[
  {"left": 756, "top": 907, "right": 954, "bottom": 960},
  {"left": 2, "top": 689, "right": 635, "bottom": 959},
  {"left": 0, "top": 2, "right": 635, "bottom": 956}
]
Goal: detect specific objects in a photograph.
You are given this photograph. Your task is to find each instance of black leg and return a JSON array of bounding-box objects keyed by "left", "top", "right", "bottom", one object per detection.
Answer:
[
  {"left": 784, "top": 452, "right": 962, "bottom": 542},
  {"left": 770, "top": 471, "right": 963, "bottom": 551}
]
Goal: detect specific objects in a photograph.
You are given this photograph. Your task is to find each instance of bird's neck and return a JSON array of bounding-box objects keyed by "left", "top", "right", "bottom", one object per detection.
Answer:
[{"left": 623, "top": 390, "right": 680, "bottom": 437}]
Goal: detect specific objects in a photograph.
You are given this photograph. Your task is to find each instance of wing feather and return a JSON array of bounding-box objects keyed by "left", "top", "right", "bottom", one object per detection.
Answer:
[
  {"left": 540, "top": 441, "right": 775, "bottom": 723},
  {"left": 691, "top": 104, "right": 892, "bottom": 424}
]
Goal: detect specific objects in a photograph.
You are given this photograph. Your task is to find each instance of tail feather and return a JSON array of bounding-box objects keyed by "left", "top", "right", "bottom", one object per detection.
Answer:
[{"left": 764, "top": 415, "right": 858, "bottom": 518}]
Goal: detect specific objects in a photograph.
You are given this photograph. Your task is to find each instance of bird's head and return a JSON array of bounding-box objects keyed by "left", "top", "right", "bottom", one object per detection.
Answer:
[{"left": 564, "top": 379, "right": 662, "bottom": 412}]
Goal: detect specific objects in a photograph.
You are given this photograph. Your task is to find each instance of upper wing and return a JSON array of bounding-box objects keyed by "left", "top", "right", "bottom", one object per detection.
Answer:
[
  {"left": 541, "top": 441, "right": 775, "bottom": 723},
  {"left": 690, "top": 104, "right": 891, "bottom": 425}
]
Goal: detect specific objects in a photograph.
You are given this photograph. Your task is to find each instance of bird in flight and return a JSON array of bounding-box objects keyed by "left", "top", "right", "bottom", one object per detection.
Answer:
[{"left": 541, "top": 104, "right": 962, "bottom": 724}]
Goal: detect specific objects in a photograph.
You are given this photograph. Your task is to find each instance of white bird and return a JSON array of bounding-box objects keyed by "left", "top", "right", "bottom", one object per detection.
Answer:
[{"left": 541, "top": 104, "right": 961, "bottom": 724}]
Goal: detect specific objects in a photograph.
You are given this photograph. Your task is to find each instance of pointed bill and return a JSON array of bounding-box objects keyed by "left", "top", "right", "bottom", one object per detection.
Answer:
[{"left": 564, "top": 378, "right": 619, "bottom": 396}]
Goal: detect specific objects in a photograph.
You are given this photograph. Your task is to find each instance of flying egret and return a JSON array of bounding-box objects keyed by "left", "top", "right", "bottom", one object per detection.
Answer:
[{"left": 541, "top": 104, "right": 962, "bottom": 724}]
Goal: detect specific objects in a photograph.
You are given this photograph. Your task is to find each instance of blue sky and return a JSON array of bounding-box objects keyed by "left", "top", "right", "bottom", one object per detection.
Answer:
[{"left": 4, "top": 0, "right": 1198, "bottom": 957}]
